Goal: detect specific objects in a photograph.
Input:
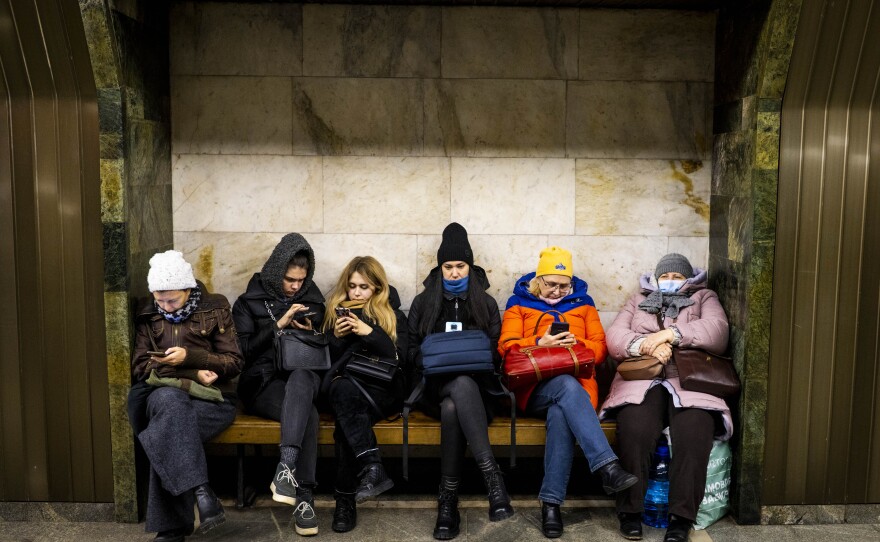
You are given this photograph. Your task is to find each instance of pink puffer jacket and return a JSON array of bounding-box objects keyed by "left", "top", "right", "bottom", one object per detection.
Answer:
[{"left": 598, "top": 279, "right": 734, "bottom": 440}]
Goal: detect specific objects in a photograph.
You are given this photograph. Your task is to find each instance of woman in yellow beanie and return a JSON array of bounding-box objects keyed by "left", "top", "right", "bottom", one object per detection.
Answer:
[{"left": 499, "top": 247, "right": 637, "bottom": 538}]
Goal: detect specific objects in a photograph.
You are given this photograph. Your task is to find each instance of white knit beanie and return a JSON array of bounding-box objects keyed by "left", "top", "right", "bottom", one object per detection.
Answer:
[{"left": 147, "top": 250, "right": 197, "bottom": 292}]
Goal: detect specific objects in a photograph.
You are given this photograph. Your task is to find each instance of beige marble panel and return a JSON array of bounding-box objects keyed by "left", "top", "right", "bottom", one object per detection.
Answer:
[
  {"left": 556, "top": 235, "right": 670, "bottom": 312},
  {"left": 170, "top": 2, "right": 302, "bottom": 76},
  {"left": 667, "top": 236, "right": 709, "bottom": 271},
  {"left": 416, "top": 234, "right": 550, "bottom": 311},
  {"left": 172, "top": 76, "right": 292, "bottom": 155},
  {"left": 303, "top": 5, "right": 440, "bottom": 77},
  {"left": 566, "top": 81, "right": 712, "bottom": 160},
  {"left": 442, "top": 7, "right": 578, "bottom": 79},
  {"left": 307, "top": 234, "right": 420, "bottom": 310},
  {"left": 425, "top": 79, "right": 566, "bottom": 157},
  {"left": 323, "top": 157, "right": 450, "bottom": 234},
  {"left": 172, "top": 154, "right": 322, "bottom": 233},
  {"left": 175, "top": 232, "right": 420, "bottom": 311},
  {"left": 575, "top": 159, "right": 710, "bottom": 236},
  {"left": 579, "top": 10, "right": 715, "bottom": 82},
  {"left": 451, "top": 158, "right": 575, "bottom": 235},
  {"left": 292, "top": 78, "right": 424, "bottom": 156}
]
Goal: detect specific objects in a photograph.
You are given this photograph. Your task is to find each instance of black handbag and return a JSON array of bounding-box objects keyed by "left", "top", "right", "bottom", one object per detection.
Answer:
[
  {"left": 265, "top": 302, "right": 330, "bottom": 371},
  {"left": 345, "top": 351, "right": 401, "bottom": 385}
]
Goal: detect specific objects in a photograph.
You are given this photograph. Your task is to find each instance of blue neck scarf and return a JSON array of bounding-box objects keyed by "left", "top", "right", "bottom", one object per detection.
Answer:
[
  {"left": 443, "top": 276, "right": 469, "bottom": 295},
  {"left": 156, "top": 285, "right": 202, "bottom": 323}
]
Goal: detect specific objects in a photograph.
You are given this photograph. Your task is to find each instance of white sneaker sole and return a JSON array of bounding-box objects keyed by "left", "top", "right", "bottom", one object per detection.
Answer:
[
  {"left": 295, "top": 524, "right": 319, "bottom": 536},
  {"left": 270, "top": 482, "right": 297, "bottom": 506}
]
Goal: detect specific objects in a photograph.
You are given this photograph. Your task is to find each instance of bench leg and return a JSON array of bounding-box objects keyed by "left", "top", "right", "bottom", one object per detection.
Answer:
[{"left": 236, "top": 444, "right": 245, "bottom": 509}]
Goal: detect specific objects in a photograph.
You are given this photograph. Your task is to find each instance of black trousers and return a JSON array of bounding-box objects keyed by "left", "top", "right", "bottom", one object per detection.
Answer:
[
  {"left": 615, "top": 384, "right": 716, "bottom": 522},
  {"left": 247, "top": 368, "right": 321, "bottom": 485},
  {"left": 328, "top": 376, "right": 397, "bottom": 492},
  {"left": 437, "top": 375, "right": 494, "bottom": 478}
]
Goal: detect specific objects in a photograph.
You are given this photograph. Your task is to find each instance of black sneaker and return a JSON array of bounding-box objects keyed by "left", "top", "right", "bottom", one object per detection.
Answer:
[
  {"left": 355, "top": 463, "right": 394, "bottom": 503},
  {"left": 270, "top": 462, "right": 299, "bottom": 506},
  {"left": 332, "top": 491, "right": 357, "bottom": 533}
]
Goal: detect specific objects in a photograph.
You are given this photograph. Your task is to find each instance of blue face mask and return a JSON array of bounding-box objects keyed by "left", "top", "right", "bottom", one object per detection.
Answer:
[
  {"left": 658, "top": 279, "right": 686, "bottom": 293},
  {"left": 443, "top": 276, "right": 469, "bottom": 294}
]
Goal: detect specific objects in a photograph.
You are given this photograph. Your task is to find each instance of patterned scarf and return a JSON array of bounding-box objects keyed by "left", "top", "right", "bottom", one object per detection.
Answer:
[
  {"left": 156, "top": 285, "right": 202, "bottom": 323},
  {"left": 638, "top": 289, "right": 694, "bottom": 319}
]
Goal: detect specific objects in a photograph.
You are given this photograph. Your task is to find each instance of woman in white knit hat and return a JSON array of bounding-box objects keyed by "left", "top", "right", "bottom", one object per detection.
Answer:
[{"left": 127, "top": 250, "right": 243, "bottom": 542}]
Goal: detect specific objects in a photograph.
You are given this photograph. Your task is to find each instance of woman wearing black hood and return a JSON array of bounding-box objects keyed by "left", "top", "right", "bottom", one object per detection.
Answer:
[
  {"left": 232, "top": 233, "right": 326, "bottom": 537},
  {"left": 408, "top": 223, "right": 514, "bottom": 540}
]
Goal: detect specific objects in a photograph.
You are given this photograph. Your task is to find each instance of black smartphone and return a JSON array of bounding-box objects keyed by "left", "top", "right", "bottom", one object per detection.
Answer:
[
  {"left": 294, "top": 311, "right": 317, "bottom": 323},
  {"left": 146, "top": 350, "right": 167, "bottom": 357},
  {"left": 548, "top": 322, "right": 570, "bottom": 335}
]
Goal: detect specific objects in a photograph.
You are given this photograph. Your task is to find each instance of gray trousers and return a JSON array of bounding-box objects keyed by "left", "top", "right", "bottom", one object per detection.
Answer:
[{"left": 138, "top": 387, "right": 236, "bottom": 533}]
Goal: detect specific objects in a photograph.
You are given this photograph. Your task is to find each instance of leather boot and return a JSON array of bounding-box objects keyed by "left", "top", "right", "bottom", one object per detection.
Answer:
[
  {"left": 663, "top": 515, "right": 693, "bottom": 542},
  {"left": 541, "top": 501, "right": 563, "bottom": 538},
  {"left": 332, "top": 491, "right": 357, "bottom": 533},
  {"left": 618, "top": 512, "right": 643, "bottom": 540},
  {"left": 193, "top": 483, "right": 225, "bottom": 534},
  {"left": 597, "top": 460, "right": 638, "bottom": 495},
  {"left": 477, "top": 458, "right": 514, "bottom": 521},
  {"left": 433, "top": 476, "right": 460, "bottom": 540},
  {"left": 355, "top": 462, "right": 394, "bottom": 503}
]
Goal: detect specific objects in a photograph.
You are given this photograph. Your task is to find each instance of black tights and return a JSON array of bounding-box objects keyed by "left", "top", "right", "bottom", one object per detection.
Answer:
[{"left": 438, "top": 375, "right": 494, "bottom": 478}]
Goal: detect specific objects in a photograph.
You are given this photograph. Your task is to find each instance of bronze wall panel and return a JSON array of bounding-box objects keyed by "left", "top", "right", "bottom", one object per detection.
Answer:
[
  {"left": 0, "top": 0, "right": 110, "bottom": 502},
  {"left": 766, "top": 0, "right": 880, "bottom": 504}
]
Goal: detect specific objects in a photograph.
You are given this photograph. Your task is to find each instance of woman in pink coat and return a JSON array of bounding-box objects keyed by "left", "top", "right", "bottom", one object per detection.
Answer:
[{"left": 599, "top": 254, "right": 731, "bottom": 542}]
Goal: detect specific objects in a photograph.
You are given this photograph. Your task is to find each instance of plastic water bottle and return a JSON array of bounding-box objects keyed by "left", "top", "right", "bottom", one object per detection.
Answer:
[{"left": 642, "top": 437, "right": 670, "bottom": 528}]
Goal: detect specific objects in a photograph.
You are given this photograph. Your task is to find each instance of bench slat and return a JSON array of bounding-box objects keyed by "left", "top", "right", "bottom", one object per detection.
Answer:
[{"left": 211, "top": 413, "right": 616, "bottom": 446}]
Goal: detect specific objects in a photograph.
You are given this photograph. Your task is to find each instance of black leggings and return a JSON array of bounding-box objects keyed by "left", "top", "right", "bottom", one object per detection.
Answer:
[{"left": 438, "top": 375, "right": 494, "bottom": 477}]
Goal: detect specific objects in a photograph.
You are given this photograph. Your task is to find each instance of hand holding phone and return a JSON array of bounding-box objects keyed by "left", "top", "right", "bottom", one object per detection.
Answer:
[
  {"left": 335, "top": 307, "right": 351, "bottom": 318},
  {"left": 294, "top": 311, "right": 317, "bottom": 323},
  {"left": 147, "top": 350, "right": 167, "bottom": 357},
  {"left": 548, "top": 322, "right": 570, "bottom": 336}
]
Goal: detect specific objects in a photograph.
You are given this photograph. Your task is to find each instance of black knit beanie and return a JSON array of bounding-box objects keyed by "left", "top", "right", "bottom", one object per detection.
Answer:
[
  {"left": 655, "top": 253, "right": 694, "bottom": 279},
  {"left": 437, "top": 222, "right": 474, "bottom": 267}
]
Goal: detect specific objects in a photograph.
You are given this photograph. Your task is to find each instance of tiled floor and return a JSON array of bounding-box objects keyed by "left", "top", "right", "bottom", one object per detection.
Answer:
[{"left": 1, "top": 498, "right": 878, "bottom": 542}]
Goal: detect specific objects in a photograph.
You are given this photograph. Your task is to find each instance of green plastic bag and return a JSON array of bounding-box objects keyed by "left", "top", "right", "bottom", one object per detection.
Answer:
[{"left": 694, "top": 440, "right": 732, "bottom": 530}]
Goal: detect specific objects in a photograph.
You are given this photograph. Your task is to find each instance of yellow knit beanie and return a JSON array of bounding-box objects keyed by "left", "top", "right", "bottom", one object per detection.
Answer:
[{"left": 536, "top": 246, "right": 573, "bottom": 278}]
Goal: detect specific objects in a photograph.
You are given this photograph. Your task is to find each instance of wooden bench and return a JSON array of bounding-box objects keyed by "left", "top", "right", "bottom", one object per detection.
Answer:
[{"left": 212, "top": 412, "right": 617, "bottom": 507}]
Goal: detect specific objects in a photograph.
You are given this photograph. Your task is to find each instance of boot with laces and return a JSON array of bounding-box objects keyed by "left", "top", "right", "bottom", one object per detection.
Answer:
[
  {"left": 292, "top": 486, "right": 318, "bottom": 536},
  {"left": 332, "top": 490, "right": 357, "bottom": 533},
  {"left": 270, "top": 462, "right": 299, "bottom": 506},
  {"left": 355, "top": 462, "right": 394, "bottom": 503},
  {"left": 433, "top": 476, "right": 460, "bottom": 540},
  {"left": 477, "top": 458, "right": 514, "bottom": 521}
]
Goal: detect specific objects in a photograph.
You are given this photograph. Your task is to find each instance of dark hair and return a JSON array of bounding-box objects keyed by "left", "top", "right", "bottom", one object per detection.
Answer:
[
  {"left": 287, "top": 251, "right": 310, "bottom": 271},
  {"left": 417, "top": 268, "right": 492, "bottom": 336}
]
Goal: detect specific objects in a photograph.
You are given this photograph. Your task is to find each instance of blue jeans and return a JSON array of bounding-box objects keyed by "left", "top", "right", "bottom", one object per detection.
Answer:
[{"left": 527, "top": 375, "right": 618, "bottom": 505}]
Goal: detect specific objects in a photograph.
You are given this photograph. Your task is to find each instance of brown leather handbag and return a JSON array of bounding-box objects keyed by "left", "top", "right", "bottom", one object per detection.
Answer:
[
  {"left": 673, "top": 348, "right": 740, "bottom": 397},
  {"left": 617, "top": 355, "right": 665, "bottom": 380}
]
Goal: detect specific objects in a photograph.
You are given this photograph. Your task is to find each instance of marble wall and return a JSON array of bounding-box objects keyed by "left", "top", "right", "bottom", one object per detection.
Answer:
[{"left": 170, "top": 3, "right": 715, "bottom": 325}]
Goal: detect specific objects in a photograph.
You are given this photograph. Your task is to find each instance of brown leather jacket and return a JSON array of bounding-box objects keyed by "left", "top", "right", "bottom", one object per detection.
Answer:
[{"left": 132, "top": 283, "right": 243, "bottom": 395}]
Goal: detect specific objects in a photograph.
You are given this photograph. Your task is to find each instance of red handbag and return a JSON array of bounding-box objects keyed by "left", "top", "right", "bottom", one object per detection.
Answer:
[{"left": 502, "top": 311, "right": 595, "bottom": 391}]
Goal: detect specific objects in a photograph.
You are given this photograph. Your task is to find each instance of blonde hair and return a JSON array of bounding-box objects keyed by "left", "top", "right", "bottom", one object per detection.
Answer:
[
  {"left": 528, "top": 278, "right": 542, "bottom": 297},
  {"left": 322, "top": 256, "right": 397, "bottom": 342}
]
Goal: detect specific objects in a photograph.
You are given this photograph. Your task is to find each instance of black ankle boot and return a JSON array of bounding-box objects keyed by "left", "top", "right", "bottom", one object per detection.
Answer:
[
  {"left": 618, "top": 512, "right": 643, "bottom": 540},
  {"left": 433, "top": 476, "right": 460, "bottom": 540},
  {"left": 663, "top": 515, "right": 692, "bottom": 542},
  {"left": 597, "top": 461, "right": 639, "bottom": 494},
  {"left": 193, "top": 483, "right": 225, "bottom": 534},
  {"left": 477, "top": 458, "right": 514, "bottom": 521},
  {"left": 541, "top": 501, "right": 563, "bottom": 538},
  {"left": 332, "top": 491, "right": 357, "bottom": 533}
]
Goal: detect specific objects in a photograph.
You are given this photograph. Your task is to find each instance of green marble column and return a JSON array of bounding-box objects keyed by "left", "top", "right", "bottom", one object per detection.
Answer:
[
  {"left": 79, "top": 0, "right": 172, "bottom": 522},
  {"left": 710, "top": 0, "right": 800, "bottom": 525}
]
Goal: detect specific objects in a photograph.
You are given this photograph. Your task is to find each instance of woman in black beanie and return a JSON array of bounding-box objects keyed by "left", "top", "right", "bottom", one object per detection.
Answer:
[{"left": 407, "top": 223, "right": 514, "bottom": 540}]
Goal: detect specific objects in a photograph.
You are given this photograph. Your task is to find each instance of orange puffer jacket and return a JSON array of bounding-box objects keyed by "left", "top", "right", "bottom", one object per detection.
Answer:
[{"left": 498, "top": 272, "right": 607, "bottom": 412}]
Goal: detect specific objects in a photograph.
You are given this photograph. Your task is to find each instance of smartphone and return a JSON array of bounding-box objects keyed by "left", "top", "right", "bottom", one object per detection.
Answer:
[
  {"left": 548, "top": 322, "right": 570, "bottom": 336},
  {"left": 146, "top": 350, "right": 167, "bottom": 357},
  {"left": 335, "top": 307, "right": 351, "bottom": 318},
  {"left": 294, "top": 311, "right": 317, "bottom": 323}
]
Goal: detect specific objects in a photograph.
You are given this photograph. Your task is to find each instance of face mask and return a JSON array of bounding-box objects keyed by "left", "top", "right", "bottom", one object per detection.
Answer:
[
  {"left": 539, "top": 295, "right": 564, "bottom": 306},
  {"left": 658, "top": 279, "right": 686, "bottom": 293}
]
